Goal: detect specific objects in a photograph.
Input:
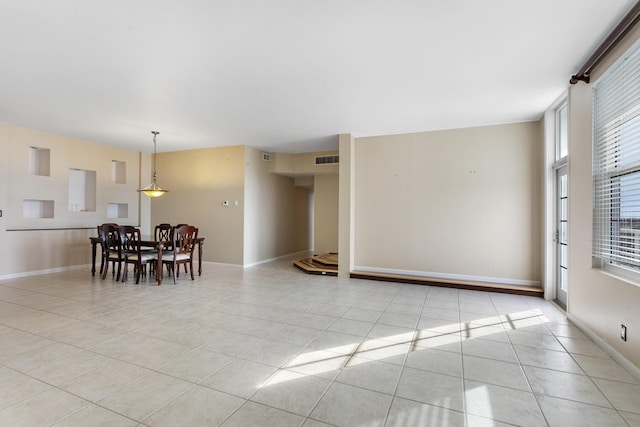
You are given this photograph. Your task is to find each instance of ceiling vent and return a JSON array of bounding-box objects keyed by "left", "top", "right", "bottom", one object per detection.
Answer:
[
  {"left": 262, "top": 152, "right": 271, "bottom": 161},
  {"left": 315, "top": 155, "right": 339, "bottom": 165}
]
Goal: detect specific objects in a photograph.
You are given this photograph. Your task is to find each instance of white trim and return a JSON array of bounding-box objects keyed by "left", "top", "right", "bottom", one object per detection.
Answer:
[
  {"left": 543, "top": 91, "right": 569, "bottom": 301},
  {"left": 243, "top": 249, "right": 313, "bottom": 269},
  {"left": 0, "top": 264, "right": 89, "bottom": 281},
  {"left": 201, "top": 261, "right": 242, "bottom": 268},
  {"left": 566, "top": 312, "right": 640, "bottom": 382},
  {"left": 552, "top": 156, "right": 568, "bottom": 170},
  {"left": 354, "top": 266, "right": 541, "bottom": 287},
  {"left": 0, "top": 256, "right": 311, "bottom": 280},
  {"left": 545, "top": 90, "right": 569, "bottom": 113}
]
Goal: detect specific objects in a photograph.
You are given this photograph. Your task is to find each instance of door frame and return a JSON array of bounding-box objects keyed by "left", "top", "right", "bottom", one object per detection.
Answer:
[{"left": 554, "top": 160, "right": 568, "bottom": 307}]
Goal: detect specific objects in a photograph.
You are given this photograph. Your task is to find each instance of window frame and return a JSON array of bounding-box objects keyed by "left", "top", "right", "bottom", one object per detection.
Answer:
[
  {"left": 556, "top": 103, "right": 568, "bottom": 162},
  {"left": 592, "top": 38, "right": 640, "bottom": 286}
]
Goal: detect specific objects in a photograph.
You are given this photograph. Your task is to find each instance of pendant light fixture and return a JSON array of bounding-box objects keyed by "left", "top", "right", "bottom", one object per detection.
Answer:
[{"left": 138, "top": 131, "right": 168, "bottom": 198}]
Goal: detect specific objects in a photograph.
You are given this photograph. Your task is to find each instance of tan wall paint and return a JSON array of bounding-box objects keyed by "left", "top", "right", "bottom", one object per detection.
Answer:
[
  {"left": 270, "top": 150, "right": 339, "bottom": 257},
  {"left": 338, "top": 133, "right": 355, "bottom": 276},
  {"left": 353, "top": 122, "right": 542, "bottom": 284},
  {"left": 138, "top": 152, "right": 152, "bottom": 235},
  {"left": 6, "top": 125, "right": 140, "bottom": 230},
  {"left": 244, "top": 146, "right": 312, "bottom": 266},
  {"left": 151, "top": 146, "right": 245, "bottom": 265},
  {"left": 293, "top": 186, "right": 313, "bottom": 253},
  {"left": 0, "top": 123, "right": 142, "bottom": 276},
  {"left": 313, "top": 174, "right": 339, "bottom": 255},
  {"left": 271, "top": 151, "right": 339, "bottom": 176},
  {"left": 0, "top": 127, "right": 310, "bottom": 274},
  {"left": 567, "top": 26, "right": 640, "bottom": 367},
  {"left": 0, "top": 123, "right": 11, "bottom": 274}
]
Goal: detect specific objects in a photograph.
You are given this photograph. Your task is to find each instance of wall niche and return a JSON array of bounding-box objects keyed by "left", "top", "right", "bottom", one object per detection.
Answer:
[
  {"left": 28, "top": 146, "right": 50, "bottom": 176},
  {"left": 68, "top": 168, "right": 96, "bottom": 212},
  {"left": 23, "top": 199, "right": 54, "bottom": 219},
  {"left": 112, "top": 160, "right": 126, "bottom": 184},
  {"left": 107, "top": 203, "right": 128, "bottom": 219}
]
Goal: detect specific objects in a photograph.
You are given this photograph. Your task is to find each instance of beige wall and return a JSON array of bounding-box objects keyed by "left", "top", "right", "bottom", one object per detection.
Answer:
[
  {"left": 151, "top": 145, "right": 312, "bottom": 267},
  {"left": 268, "top": 149, "right": 340, "bottom": 257},
  {"left": 567, "top": 25, "right": 640, "bottom": 367},
  {"left": 5, "top": 125, "right": 140, "bottom": 230},
  {"left": 244, "top": 146, "right": 312, "bottom": 266},
  {"left": 0, "top": 124, "right": 11, "bottom": 274},
  {"left": 313, "top": 174, "right": 339, "bottom": 254},
  {"left": 0, "top": 123, "right": 143, "bottom": 277},
  {"left": 151, "top": 146, "right": 245, "bottom": 265},
  {"left": 353, "top": 122, "right": 542, "bottom": 285},
  {"left": 293, "top": 186, "right": 313, "bottom": 253},
  {"left": 271, "top": 151, "right": 339, "bottom": 176},
  {"left": 0, "top": 129, "right": 312, "bottom": 275},
  {"left": 338, "top": 133, "right": 355, "bottom": 276}
]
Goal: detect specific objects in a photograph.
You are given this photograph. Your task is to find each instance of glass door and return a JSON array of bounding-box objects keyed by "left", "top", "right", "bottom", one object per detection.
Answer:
[{"left": 556, "top": 164, "right": 568, "bottom": 307}]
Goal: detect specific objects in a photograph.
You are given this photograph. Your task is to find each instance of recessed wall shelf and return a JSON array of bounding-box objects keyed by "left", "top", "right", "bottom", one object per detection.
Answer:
[
  {"left": 23, "top": 199, "right": 54, "bottom": 219},
  {"left": 68, "top": 168, "right": 96, "bottom": 212},
  {"left": 112, "top": 160, "right": 126, "bottom": 184},
  {"left": 28, "top": 146, "right": 51, "bottom": 176},
  {"left": 107, "top": 203, "right": 129, "bottom": 219},
  {"left": 6, "top": 127, "right": 144, "bottom": 230}
]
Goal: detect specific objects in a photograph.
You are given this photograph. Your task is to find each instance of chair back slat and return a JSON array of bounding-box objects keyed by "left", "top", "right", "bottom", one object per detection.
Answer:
[
  {"left": 155, "top": 223, "right": 173, "bottom": 250},
  {"left": 155, "top": 223, "right": 172, "bottom": 242}
]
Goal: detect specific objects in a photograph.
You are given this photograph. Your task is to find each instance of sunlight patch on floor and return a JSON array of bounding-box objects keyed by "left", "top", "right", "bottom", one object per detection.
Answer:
[{"left": 262, "top": 309, "right": 548, "bottom": 387}]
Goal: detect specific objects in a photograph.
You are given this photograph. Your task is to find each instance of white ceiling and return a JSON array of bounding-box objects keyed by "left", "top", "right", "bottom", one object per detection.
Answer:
[{"left": 0, "top": 1, "right": 636, "bottom": 153}]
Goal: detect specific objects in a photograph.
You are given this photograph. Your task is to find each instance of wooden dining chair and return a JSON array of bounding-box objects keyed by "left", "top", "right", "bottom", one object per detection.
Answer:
[
  {"left": 120, "top": 225, "right": 156, "bottom": 284},
  {"left": 98, "top": 222, "right": 118, "bottom": 276},
  {"left": 151, "top": 223, "right": 172, "bottom": 275},
  {"left": 174, "top": 223, "right": 190, "bottom": 275},
  {"left": 160, "top": 225, "right": 198, "bottom": 284},
  {"left": 100, "top": 223, "right": 124, "bottom": 280}
]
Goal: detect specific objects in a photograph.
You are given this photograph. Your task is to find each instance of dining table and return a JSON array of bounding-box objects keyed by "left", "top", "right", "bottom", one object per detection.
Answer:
[{"left": 90, "top": 234, "right": 205, "bottom": 285}]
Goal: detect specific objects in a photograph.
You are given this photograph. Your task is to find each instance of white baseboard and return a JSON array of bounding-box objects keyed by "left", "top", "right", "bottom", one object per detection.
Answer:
[
  {"left": 243, "top": 249, "right": 312, "bottom": 269},
  {"left": 200, "top": 261, "right": 242, "bottom": 268},
  {"left": 566, "top": 313, "right": 640, "bottom": 382},
  {"left": 354, "top": 266, "right": 541, "bottom": 287},
  {"left": 0, "top": 264, "right": 90, "bottom": 281},
  {"left": 0, "top": 252, "right": 314, "bottom": 281}
]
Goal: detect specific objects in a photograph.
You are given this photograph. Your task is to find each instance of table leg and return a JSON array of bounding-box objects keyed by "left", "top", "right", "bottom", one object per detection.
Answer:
[
  {"left": 91, "top": 240, "right": 97, "bottom": 276},
  {"left": 198, "top": 241, "right": 203, "bottom": 276},
  {"left": 156, "top": 243, "right": 163, "bottom": 285}
]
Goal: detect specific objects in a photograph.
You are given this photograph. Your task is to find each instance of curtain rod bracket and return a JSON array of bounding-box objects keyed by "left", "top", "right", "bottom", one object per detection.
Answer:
[{"left": 570, "top": 74, "right": 590, "bottom": 85}]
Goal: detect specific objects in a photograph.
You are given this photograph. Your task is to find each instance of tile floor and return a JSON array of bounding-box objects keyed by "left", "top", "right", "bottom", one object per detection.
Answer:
[{"left": 0, "top": 259, "right": 639, "bottom": 426}]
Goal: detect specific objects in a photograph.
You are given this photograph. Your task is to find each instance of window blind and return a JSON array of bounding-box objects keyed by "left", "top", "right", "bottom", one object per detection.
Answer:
[{"left": 593, "top": 38, "right": 640, "bottom": 270}]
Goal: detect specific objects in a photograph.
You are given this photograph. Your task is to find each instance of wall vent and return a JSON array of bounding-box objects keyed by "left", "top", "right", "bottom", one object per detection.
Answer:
[
  {"left": 315, "top": 155, "right": 339, "bottom": 165},
  {"left": 262, "top": 152, "right": 271, "bottom": 161}
]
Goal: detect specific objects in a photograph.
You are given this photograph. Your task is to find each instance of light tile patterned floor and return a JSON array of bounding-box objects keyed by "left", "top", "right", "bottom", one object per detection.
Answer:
[{"left": 0, "top": 259, "right": 639, "bottom": 426}]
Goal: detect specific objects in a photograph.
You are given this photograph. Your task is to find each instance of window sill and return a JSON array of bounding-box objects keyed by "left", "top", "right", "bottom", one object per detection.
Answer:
[{"left": 595, "top": 265, "right": 640, "bottom": 289}]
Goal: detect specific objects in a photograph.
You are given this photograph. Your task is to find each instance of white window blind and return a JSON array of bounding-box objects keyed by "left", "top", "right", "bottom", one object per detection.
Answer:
[{"left": 593, "top": 38, "right": 640, "bottom": 271}]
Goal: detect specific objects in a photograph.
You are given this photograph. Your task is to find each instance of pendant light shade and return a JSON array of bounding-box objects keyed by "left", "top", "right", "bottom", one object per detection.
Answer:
[{"left": 138, "top": 131, "right": 168, "bottom": 198}]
